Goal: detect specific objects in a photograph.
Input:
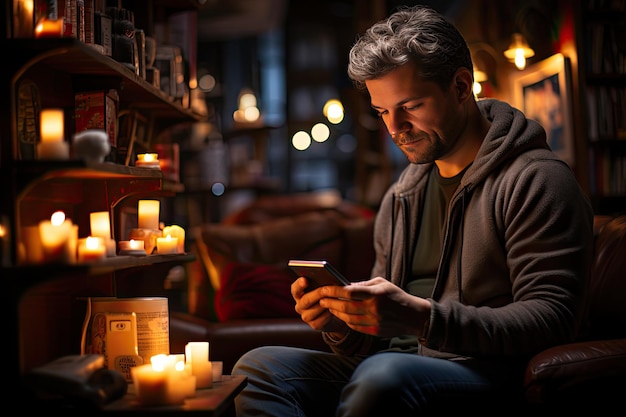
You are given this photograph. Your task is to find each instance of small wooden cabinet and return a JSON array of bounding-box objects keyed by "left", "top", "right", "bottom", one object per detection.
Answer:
[{"left": 0, "top": 1, "right": 206, "bottom": 402}]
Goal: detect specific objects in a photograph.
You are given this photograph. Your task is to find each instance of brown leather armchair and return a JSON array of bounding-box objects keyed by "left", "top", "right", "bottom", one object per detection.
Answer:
[
  {"left": 170, "top": 193, "right": 626, "bottom": 409},
  {"left": 523, "top": 214, "right": 626, "bottom": 410}
]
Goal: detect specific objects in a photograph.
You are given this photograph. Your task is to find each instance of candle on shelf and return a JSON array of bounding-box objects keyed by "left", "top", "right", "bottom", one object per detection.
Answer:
[
  {"left": 128, "top": 228, "right": 161, "bottom": 255},
  {"left": 90, "top": 211, "right": 116, "bottom": 256},
  {"left": 118, "top": 239, "right": 146, "bottom": 256},
  {"left": 20, "top": 225, "right": 44, "bottom": 265},
  {"left": 135, "top": 153, "right": 161, "bottom": 169},
  {"left": 130, "top": 354, "right": 189, "bottom": 406},
  {"left": 156, "top": 234, "right": 178, "bottom": 255},
  {"left": 172, "top": 355, "right": 196, "bottom": 398},
  {"left": 185, "top": 342, "right": 212, "bottom": 389},
  {"left": 38, "top": 211, "right": 77, "bottom": 264},
  {"left": 37, "top": 108, "right": 69, "bottom": 160},
  {"left": 137, "top": 200, "right": 160, "bottom": 230},
  {"left": 77, "top": 236, "right": 106, "bottom": 262},
  {"left": 162, "top": 225, "right": 185, "bottom": 253},
  {"left": 34, "top": 18, "right": 63, "bottom": 38}
]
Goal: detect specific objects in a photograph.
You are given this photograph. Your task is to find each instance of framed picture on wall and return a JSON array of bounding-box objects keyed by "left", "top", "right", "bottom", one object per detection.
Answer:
[{"left": 512, "top": 53, "right": 575, "bottom": 167}]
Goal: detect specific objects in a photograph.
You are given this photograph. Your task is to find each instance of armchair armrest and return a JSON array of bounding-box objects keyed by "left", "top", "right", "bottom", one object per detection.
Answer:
[{"left": 524, "top": 338, "right": 626, "bottom": 404}]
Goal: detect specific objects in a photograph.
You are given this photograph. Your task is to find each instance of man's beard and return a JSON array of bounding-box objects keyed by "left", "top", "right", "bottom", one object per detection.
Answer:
[{"left": 393, "top": 132, "right": 447, "bottom": 164}]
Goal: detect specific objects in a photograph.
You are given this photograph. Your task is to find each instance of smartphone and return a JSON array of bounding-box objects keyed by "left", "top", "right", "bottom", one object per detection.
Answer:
[{"left": 288, "top": 259, "right": 350, "bottom": 292}]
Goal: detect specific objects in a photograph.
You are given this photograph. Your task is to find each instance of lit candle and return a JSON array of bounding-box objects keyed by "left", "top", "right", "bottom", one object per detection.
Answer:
[
  {"left": 77, "top": 236, "right": 106, "bottom": 262},
  {"left": 20, "top": 225, "right": 44, "bottom": 265},
  {"left": 185, "top": 342, "right": 212, "bottom": 389},
  {"left": 156, "top": 234, "right": 178, "bottom": 255},
  {"left": 132, "top": 357, "right": 182, "bottom": 406},
  {"left": 118, "top": 239, "right": 146, "bottom": 256},
  {"left": 135, "top": 153, "right": 161, "bottom": 169},
  {"left": 137, "top": 200, "right": 160, "bottom": 230},
  {"left": 162, "top": 225, "right": 185, "bottom": 253},
  {"left": 172, "top": 355, "right": 196, "bottom": 398},
  {"left": 34, "top": 18, "right": 63, "bottom": 38},
  {"left": 38, "top": 211, "right": 77, "bottom": 263},
  {"left": 128, "top": 228, "right": 161, "bottom": 256},
  {"left": 90, "top": 211, "right": 116, "bottom": 256},
  {"left": 38, "top": 108, "right": 69, "bottom": 159}
]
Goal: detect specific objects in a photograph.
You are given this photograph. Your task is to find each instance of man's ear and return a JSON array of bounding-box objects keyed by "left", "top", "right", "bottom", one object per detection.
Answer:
[{"left": 454, "top": 68, "right": 474, "bottom": 102}]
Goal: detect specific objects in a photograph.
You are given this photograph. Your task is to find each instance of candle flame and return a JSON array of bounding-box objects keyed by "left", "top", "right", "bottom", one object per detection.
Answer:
[
  {"left": 50, "top": 211, "right": 66, "bottom": 226},
  {"left": 175, "top": 361, "right": 185, "bottom": 372},
  {"left": 86, "top": 236, "right": 100, "bottom": 250},
  {"left": 165, "top": 234, "right": 172, "bottom": 241},
  {"left": 138, "top": 153, "right": 159, "bottom": 162},
  {"left": 150, "top": 354, "right": 169, "bottom": 372}
]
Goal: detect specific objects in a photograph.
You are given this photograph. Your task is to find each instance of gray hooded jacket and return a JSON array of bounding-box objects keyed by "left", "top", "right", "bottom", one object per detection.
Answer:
[{"left": 323, "top": 98, "right": 594, "bottom": 363}]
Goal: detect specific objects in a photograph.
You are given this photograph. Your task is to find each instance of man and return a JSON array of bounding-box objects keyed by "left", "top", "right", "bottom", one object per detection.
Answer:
[{"left": 232, "top": 5, "right": 594, "bottom": 415}]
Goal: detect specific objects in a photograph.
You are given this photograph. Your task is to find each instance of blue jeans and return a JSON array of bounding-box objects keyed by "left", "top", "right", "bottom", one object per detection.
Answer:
[{"left": 232, "top": 346, "right": 523, "bottom": 416}]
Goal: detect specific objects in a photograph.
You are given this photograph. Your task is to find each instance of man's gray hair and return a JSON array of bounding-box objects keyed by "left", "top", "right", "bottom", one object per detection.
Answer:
[{"left": 347, "top": 5, "right": 473, "bottom": 91}]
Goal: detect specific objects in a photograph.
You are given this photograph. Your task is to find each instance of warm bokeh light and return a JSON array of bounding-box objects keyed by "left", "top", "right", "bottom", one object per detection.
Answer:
[
  {"left": 50, "top": 211, "right": 66, "bottom": 226},
  {"left": 311, "top": 122, "right": 330, "bottom": 142},
  {"left": 292, "top": 130, "right": 312, "bottom": 150},
  {"left": 240, "top": 93, "right": 257, "bottom": 108},
  {"left": 323, "top": 99, "right": 344, "bottom": 124}
]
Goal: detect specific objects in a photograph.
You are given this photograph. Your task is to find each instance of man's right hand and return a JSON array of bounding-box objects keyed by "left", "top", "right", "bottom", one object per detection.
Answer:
[{"left": 291, "top": 277, "right": 350, "bottom": 335}]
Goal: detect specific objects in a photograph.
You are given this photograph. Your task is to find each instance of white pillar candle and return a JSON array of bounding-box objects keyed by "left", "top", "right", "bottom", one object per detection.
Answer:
[
  {"left": 137, "top": 200, "right": 160, "bottom": 230},
  {"left": 162, "top": 225, "right": 185, "bottom": 253},
  {"left": 90, "top": 211, "right": 116, "bottom": 256},
  {"left": 90, "top": 211, "right": 110, "bottom": 238},
  {"left": 173, "top": 357, "right": 196, "bottom": 398},
  {"left": 156, "top": 234, "right": 178, "bottom": 255},
  {"left": 185, "top": 342, "right": 212, "bottom": 388},
  {"left": 38, "top": 108, "right": 69, "bottom": 159},
  {"left": 77, "top": 236, "right": 106, "bottom": 262},
  {"left": 38, "top": 211, "right": 76, "bottom": 263}
]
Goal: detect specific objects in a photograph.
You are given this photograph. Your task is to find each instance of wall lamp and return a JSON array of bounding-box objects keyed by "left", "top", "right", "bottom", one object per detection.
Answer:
[{"left": 503, "top": 33, "right": 535, "bottom": 70}]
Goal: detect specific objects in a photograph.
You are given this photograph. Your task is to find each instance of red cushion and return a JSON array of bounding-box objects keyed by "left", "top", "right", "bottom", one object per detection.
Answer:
[{"left": 214, "top": 262, "right": 299, "bottom": 321}]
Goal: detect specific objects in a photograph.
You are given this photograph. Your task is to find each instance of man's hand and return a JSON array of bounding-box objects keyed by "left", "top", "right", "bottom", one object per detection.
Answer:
[
  {"left": 291, "top": 277, "right": 349, "bottom": 335},
  {"left": 291, "top": 276, "right": 431, "bottom": 339},
  {"left": 319, "top": 277, "right": 431, "bottom": 338}
]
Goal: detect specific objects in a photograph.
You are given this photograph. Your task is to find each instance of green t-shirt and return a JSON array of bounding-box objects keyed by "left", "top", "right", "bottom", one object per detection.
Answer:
[{"left": 389, "top": 164, "right": 468, "bottom": 351}]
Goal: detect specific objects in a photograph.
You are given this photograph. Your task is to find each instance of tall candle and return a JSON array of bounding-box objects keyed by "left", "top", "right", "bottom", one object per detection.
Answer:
[
  {"left": 162, "top": 225, "right": 185, "bottom": 253},
  {"left": 38, "top": 108, "right": 69, "bottom": 159},
  {"left": 185, "top": 342, "right": 212, "bottom": 389},
  {"left": 90, "top": 211, "right": 110, "bottom": 238},
  {"left": 90, "top": 211, "right": 116, "bottom": 256},
  {"left": 138, "top": 200, "right": 160, "bottom": 230}
]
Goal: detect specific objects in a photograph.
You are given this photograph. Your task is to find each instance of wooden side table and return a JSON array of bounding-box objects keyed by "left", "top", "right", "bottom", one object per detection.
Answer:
[{"left": 102, "top": 375, "right": 247, "bottom": 416}]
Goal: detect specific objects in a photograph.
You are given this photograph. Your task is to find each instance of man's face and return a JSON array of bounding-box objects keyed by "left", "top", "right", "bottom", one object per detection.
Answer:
[{"left": 366, "top": 62, "right": 467, "bottom": 165}]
